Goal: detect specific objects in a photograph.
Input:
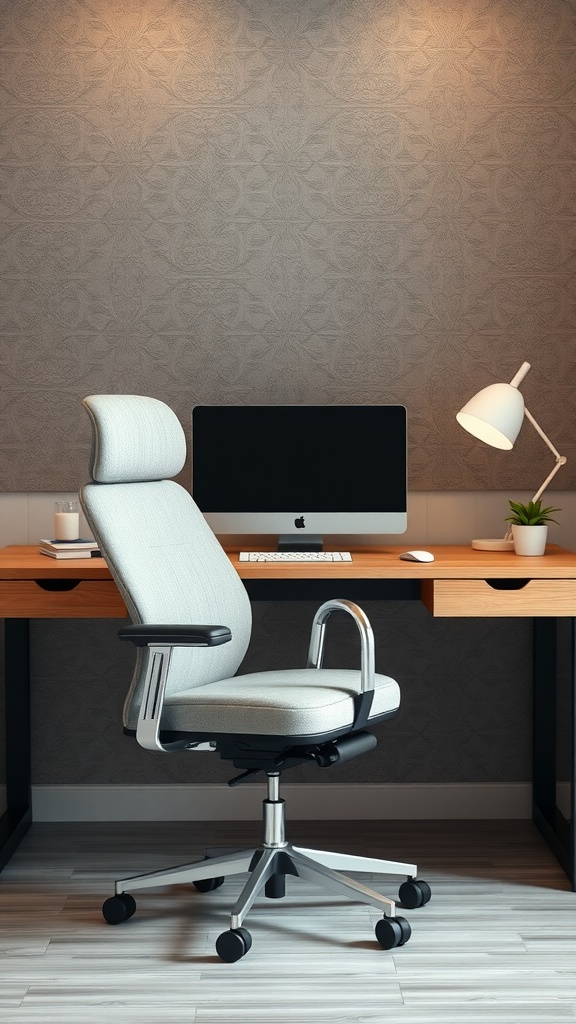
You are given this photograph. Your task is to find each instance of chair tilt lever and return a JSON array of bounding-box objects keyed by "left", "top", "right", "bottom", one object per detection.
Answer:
[
  {"left": 227, "top": 730, "right": 378, "bottom": 785},
  {"left": 276, "top": 730, "right": 377, "bottom": 769},
  {"left": 228, "top": 767, "right": 263, "bottom": 787}
]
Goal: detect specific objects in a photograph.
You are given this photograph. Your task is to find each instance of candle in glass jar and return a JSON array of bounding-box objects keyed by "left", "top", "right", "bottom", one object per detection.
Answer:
[{"left": 54, "top": 501, "right": 80, "bottom": 541}]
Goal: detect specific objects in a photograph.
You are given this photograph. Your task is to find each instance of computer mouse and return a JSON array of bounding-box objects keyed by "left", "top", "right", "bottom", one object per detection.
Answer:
[{"left": 399, "top": 550, "right": 435, "bottom": 562}]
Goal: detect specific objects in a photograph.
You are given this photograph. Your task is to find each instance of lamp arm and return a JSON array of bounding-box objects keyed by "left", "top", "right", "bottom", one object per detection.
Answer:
[
  {"left": 524, "top": 407, "right": 564, "bottom": 462},
  {"left": 529, "top": 461, "right": 566, "bottom": 504},
  {"left": 523, "top": 406, "right": 567, "bottom": 503},
  {"left": 503, "top": 407, "right": 567, "bottom": 541}
]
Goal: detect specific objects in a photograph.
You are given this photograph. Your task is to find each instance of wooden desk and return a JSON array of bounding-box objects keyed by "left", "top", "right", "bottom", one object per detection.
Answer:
[
  {"left": 1, "top": 543, "right": 575, "bottom": 885},
  {"left": 230, "top": 543, "right": 576, "bottom": 616},
  {"left": 0, "top": 547, "right": 127, "bottom": 869}
]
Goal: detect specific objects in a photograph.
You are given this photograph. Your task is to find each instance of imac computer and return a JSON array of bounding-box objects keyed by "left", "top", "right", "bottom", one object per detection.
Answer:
[{"left": 192, "top": 405, "right": 407, "bottom": 550}]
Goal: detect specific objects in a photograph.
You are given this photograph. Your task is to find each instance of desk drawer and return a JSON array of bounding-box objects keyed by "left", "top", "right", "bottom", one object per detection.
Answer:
[
  {"left": 421, "top": 578, "right": 576, "bottom": 617},
  {"left": 0, "top": 581, "right": 127, "bottom": 618}
]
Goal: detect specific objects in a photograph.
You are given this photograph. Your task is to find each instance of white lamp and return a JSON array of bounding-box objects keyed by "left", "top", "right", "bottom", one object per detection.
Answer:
[{"left": 456, "top": 361, "right": 567, "bottom": 551}]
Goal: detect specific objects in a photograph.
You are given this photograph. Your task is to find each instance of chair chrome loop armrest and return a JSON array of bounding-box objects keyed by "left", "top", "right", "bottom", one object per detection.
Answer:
[
  {"left": 307, "top": 599, "right": 375, "bottom": 691},
  {"left": 119, "top": 623, "right": 232, "bottom": 647},
  {"left": 307, "top": 599, "right": 376, "bottom": 732}
]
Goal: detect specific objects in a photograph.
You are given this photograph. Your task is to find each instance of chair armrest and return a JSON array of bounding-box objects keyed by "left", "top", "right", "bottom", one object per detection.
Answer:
[
  {"left": 119, "top": 623, "right": 231, "bottom": 647},
  {"left": 306, "top": 598, "right": 375, "bottom": 731},
  {"left": 122, "top": 623, "right": 231, "bottom": 754}
]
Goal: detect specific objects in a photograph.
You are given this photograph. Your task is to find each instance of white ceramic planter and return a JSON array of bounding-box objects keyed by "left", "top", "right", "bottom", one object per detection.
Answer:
[{"left": 511, "top": 524, "right": 548, "bottom": 556}]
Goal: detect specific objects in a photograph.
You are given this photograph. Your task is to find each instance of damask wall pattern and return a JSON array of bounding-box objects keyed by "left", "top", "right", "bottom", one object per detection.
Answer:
[{"left": 1, "top": 0, "right": 575, "bottom": 491}]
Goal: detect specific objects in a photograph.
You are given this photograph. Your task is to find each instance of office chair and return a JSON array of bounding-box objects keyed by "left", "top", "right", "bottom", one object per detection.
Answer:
[{"left": 80, "top": 394, "right": 431, "bottom": 962}]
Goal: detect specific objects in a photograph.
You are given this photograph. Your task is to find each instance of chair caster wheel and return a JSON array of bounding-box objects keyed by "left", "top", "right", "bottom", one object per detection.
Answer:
[
  {"left": 215, "top": 926, "right": 253, "bottom": 962},
  {"left": 375, "top": 915, "right": 411, "bottom": 949},
  {"left": 193, "top": 876, "right": 225, "bottom": 893},
  {"left": 399, "top": 878, "right": 432, "bottom": 909},
  {"left": 102, "top": 892, "right": 137, "bottom": 925}
]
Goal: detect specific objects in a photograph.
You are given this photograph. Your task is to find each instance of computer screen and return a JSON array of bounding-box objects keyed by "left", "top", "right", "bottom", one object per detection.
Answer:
[{"left": 192, "top": 405, "right": 407, "bottom": 548}]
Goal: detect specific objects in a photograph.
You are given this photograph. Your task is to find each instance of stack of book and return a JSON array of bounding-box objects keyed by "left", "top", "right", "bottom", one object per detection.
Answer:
[{"left": 39, "top": 539, "right": 101, "bottom": 559}]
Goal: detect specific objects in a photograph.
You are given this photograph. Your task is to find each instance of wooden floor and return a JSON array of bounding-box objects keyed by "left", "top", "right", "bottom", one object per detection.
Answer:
[{"left": 0, "top": 818, "right": 575, "bottom": 1022}]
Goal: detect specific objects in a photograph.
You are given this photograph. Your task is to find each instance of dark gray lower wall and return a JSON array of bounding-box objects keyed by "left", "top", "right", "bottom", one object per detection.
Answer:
[{"left": 28, "top": 605, "right": 533, "bottom": 786}]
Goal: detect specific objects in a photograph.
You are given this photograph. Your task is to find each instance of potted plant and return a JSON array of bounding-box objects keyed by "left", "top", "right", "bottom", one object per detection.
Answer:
[{"left": 504, "top": 499, "right": 561, "bottom": 556}]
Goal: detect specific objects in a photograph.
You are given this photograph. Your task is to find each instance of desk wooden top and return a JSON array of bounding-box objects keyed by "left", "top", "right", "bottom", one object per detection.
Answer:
[
  {"left": 228, "top": 545, "right": 576, "bottom": 580},
  {"left": 0, "top": 545, "right": 113, "bottom": 579},
  {"left": 1, "top": 543, "right": 576, "bottom": 581}
]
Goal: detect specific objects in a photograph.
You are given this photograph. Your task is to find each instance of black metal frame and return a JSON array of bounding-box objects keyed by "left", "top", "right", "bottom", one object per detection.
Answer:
[
  {"left": 0, "top": 619, "right": 32, "bottom": 870},
  {"left": 532, "top": 617, "right": 576, "bottom": 889}
]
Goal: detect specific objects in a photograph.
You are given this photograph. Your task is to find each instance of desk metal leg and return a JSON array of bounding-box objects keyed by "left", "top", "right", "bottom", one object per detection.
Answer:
[
  {"left": 532, "top": 617, "right": 575, "bottom": 889},
  {"left": 0, "top": 618, "right": 32, "bottom": 870}
]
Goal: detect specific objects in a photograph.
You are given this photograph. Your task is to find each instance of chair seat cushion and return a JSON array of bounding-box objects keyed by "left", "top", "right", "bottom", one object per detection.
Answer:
[{"left": 163, "top": 668, "right": 400, "bottom": 737}]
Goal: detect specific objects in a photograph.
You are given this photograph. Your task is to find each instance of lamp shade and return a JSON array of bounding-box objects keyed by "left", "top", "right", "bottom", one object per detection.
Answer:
[{"left": 456, "top": 382, "right": 525, "bottom": 450}]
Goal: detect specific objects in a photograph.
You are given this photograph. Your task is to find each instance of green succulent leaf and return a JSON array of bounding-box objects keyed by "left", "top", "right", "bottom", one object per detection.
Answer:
[{"left": 504, "top": 498, "right": 561, "bottom": 526}]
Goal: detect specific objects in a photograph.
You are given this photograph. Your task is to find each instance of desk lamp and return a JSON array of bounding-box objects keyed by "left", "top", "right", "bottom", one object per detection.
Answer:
[{"left": 456, "top": 361, "right": 567, "bottom": 551}]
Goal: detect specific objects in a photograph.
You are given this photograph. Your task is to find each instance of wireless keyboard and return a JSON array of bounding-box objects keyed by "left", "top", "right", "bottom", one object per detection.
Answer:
[{"left": 239, "top": 551, "right": 353, "bottom": 562}]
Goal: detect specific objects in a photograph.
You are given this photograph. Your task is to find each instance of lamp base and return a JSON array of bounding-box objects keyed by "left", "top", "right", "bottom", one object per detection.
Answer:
[{"left": 471, "top": 538, "right": 515, "bottom": 551}]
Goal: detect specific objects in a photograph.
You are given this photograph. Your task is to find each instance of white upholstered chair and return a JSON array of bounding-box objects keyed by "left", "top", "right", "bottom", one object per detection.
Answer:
[{"left": 80, "top": 394, "right": 430, "bottom": 962}]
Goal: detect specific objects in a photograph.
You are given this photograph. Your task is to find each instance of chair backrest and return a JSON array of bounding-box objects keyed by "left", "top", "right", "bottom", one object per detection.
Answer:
[{"left": 80, "top": 395, "right": 252, "bottom": 729}]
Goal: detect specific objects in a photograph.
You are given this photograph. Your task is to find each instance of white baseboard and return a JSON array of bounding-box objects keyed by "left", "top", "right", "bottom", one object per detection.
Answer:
[{"left": 31, "top": 783, "right": 532, "bottom": 822}]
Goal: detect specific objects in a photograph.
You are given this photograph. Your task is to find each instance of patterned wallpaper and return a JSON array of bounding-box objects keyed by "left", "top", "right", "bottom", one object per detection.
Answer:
[{"left": 1, "top": 0, "right": 575, "bottom": 492}]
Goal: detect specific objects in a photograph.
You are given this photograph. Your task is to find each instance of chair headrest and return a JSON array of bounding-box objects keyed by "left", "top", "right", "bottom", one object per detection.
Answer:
[{"left": 83, "top": 395, "right": 187, "bottom": 483}]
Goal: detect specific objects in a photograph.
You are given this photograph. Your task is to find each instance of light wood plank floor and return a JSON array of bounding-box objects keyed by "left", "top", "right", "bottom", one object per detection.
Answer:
[{"left": 0, "top": 818, "right": 575, "bottom": 1022}]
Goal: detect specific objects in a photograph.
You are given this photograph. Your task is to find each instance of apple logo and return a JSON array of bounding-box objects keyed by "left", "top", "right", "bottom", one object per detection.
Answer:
[{"left": 294, "top": 516, "right": 305, "bottom": 529}]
